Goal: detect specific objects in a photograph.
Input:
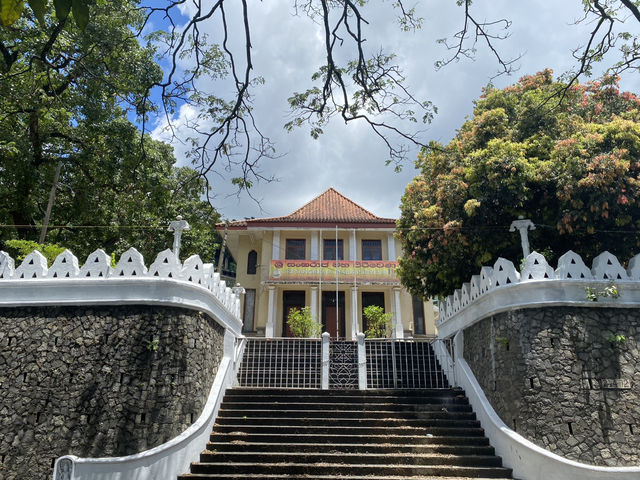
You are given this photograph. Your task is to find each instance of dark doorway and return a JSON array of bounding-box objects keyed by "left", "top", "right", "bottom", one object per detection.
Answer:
[
  {"left": 322, "top": 291, "right": 345, "bottom": 339},
  {"left": 282, "top": 291, "right": 306, "bottom": 337},
  {"left": 242, "top": 289, "right": 256, "bottom": 333},
  {"left": 412, "top": 295, "right": 426, "bottom": 335},
  {"left": 362, "top": 292, "right": 385, "bottom": 334}
]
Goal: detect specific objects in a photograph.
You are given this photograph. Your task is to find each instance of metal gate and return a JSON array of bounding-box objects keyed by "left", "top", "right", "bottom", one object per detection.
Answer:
[{"left": 237, "top": 337, "right": 452, "bottom": 389}]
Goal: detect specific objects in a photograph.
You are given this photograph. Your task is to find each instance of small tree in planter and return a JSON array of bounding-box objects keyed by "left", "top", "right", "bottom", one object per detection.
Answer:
[
  {"left": 363, "top": 305, "right": 393, "bottom": 338},
  {"left": 287, "top": 306, "right": 320, "bottom": 338}
]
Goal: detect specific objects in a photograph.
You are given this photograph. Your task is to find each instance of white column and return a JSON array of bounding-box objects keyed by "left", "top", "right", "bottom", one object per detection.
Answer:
[
  {"left": 393, "top": 287, "right": 404, "bottom": 339},
  {"left": 350, "top": 229, "right": 357, "bottom": 261},
  {"left": 387, "top": 232, "right": 396, "bottom": 260},
  {"left": 266, "top": 286, "right": 276, "bottom": 338},
  {"left": 272, "top": 231, "right": 280, "bottom": 260},
  {"left": 311, "top": 286, "right": 319, "bottom": 336},
  {"left": 311, "top": 231, "right": 319, "bottom": 260},
  {"left": 350, "top": 286, "right": 359, "bottom": 339},
  {"left": 321, "top": 332, "right": 330, "bottom": 389},
  {"left": 357, "top": 332, "right": 366, "bottom": 390}
]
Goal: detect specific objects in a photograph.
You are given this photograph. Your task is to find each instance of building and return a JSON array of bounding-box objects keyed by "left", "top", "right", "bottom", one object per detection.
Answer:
[{"left": 217, "top": 188, "right": 436, "bottom": 339}]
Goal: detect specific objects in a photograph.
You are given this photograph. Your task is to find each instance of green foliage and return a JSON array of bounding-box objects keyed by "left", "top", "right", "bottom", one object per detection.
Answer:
[
  {"left": 0, "top": 1, "right": 222, "bottom": 262},
  {"left": 0, "top": 0, "right": 90, "bottom": 29},
  {"left": 608, "top": 333, "right": 626, "bottom": 347},
  {"left": 146, "top": 339, "right": 159, "bottom": 352},
  {"left": 397, "top": 70, "right": 640, "bottom": 297},
  {"left": 363, "top": 305, "right": 392, "bottom": 338},
  {"left": 286, "top": 306, "right": 320, "bottom": 338},
  {"left": 586, "top": 283, "right": 620, "bottom": 302},
  {"left": 3, "top": 239, "right": 65, "bottom": 266},
  {"left": 495, "top": 336, "right": 509, "bottom": 349}
]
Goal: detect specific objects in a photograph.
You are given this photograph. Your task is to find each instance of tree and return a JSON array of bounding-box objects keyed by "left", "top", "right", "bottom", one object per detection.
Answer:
[
  {"left": 0, "top": 0, "right": 223, "bottom": 262},
  {"left": 445, "top": 1, "right": 640, "bottom": 90},
  {"left": 286, "top": 306, "right": 320, "bottom": 338},
  {"left": 4, "top": 1, "right": 640, "bottom": 188},
  {"left": 363, "top": 305, "right": 392, "bottom": 338},
  {"left": 396, "top": 70, "right": 640, "bottom": 298}
]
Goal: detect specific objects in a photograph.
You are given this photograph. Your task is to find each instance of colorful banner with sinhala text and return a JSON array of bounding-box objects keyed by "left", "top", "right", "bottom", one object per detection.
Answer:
[{"left": 269, "top": 259, "right": 400, "bottom": 283}]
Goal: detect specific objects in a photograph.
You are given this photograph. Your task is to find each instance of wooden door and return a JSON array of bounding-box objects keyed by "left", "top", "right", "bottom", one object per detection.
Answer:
[
  {"left": 322, "top": 291, "right": 345, "bottom": 339},
  {"left": 324, "top": 306, "right": 338, "bottom": 338}
]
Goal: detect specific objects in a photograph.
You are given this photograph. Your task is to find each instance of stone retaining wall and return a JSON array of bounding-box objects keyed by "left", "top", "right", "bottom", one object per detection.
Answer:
[
  {"left": 0, "top": 305, "right": 224, "bottom": 480},
  {"left": 463, "top": 307, "right": 640, "bottom": 466}
]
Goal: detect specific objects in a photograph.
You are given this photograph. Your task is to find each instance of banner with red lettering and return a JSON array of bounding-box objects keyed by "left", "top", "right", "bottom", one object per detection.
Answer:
[{"left": 269, "top": 259, "right": 400, "bottom": 283}]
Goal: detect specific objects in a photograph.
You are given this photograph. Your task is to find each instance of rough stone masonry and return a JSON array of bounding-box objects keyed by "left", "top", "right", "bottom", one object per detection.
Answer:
[
  {"left": 464, "top": 306, "right": 640, "bottom": 466},
  {"left": 0, "top": 305, "right": 224, "bottom": 480}
]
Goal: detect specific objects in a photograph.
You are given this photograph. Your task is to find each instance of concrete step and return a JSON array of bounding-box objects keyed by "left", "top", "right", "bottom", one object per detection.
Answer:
[
  {"left": 209, "top": 432, "right": 491, "bottom": 445},
  {"left": 217, "top": 408, "right": 476, "bottom": 420},
  {"left": 180, "top": 475, "right": 512, "bottom": 480},
  {"left": 205, "top": 441, "right": 496, "bottom": 456},
  {"left": 212, "top": 424, "right": 485, "bottom": 437},
  {"left": 220, "top": 401, "right": 473, "bottom": 412},
  {"left": 221, "top": 395, "right": 470, "bottom": 405},
  {"left": 199, "top": 451, "right": 505, "bottom": 467},
  {"left": 225, "top": 388, "right": 463, "bottom": 397},
  {"left": 215, "top": 416, "right": 481, "bottom": 428},
  {"left": 187, "top": 461, "right": 513, "bottom": 478}
]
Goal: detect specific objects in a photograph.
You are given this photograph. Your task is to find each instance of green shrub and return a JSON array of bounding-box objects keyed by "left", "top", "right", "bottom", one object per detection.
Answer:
[
  {"left": 3, "top": 239, "right": 66, "bottom": 267},
  {"left": 363, "top": 305, "right": 392, "bottom": 338},
  {"left": 286, "top": 306, "right": 320, "bottom": 338}
]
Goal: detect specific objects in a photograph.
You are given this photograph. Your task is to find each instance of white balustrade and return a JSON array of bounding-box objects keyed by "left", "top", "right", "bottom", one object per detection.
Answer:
[
  {"left": 470, "top": 275, "right": 481, "bottom": 301},
  {"left": 14, "top": 250, "right": 48, "bottom": 279},
  {"left": 520, "top": 252, "right": 554, "bottom": 281},
  {"left": 113, "top": 247, "right": 147, "bottom": 277},
  {"left": 492, "top": 258, "right": 520, "bottom": 287},
  {"left": 591, "top": 251, "right": 628, "bottom": 281},
  {"left": 79, "top": 249, "right": 113, "bottom": 278},
  {"left": 0, "top": 247, "right": 244, "bottom": 325},
  {"left": 461, "top": 283, "right": 471, "bottom": 308},
  {"left": 628, "top": 254, "right": 640, "bottom": 280},
  {"left": 438, "top": 249, "right": 640, "bottom": 323},
  {"left": 479, "top": 266, "right": 493, "bottom": 294},
  {"left": 48, "top": 249, "right": 79, "bottom": 278},
  {"left": 555, "top": 250, "right": 591, "bottom": 280},
  {"left": 0, "top": 251, "right": 15, "bottom": 279},
  {"left": 182, "top": 254, "right": 204, "bottom": 285},
  {"left": 453, "top": 289, "right": 462, "bottom": 313},
  {"left": 148, "top": 249, "right": 181, "bottom": 279}
]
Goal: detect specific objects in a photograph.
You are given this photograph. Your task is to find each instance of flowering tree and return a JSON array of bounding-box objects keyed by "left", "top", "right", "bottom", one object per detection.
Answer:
[{"left": 397, "top": 70, "right": 640, "bottom": 298}]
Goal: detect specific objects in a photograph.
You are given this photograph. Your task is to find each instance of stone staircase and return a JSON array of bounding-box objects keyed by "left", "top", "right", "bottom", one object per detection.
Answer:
[{"left": 178, "top": 387, "right": 514, "bottom": 479}]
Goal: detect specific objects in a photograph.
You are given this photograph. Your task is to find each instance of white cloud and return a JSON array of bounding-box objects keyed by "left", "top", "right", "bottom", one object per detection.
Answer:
[{"left": 156, "top": 1, "right": 640, "bottom": 221}]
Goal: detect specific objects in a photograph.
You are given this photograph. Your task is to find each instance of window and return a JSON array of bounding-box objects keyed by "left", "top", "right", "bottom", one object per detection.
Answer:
[
  {"left": 285, "top": 239, "right": 305, "bottom": 260},
  {"left": 323, "top": 239, "right": 344, "bottom": 260},
  {"left": 247, "top": 250, "right": 257, "bottom": 274},
  {"left": 362, "top": 240, "right": 382, "bottom": 260}
]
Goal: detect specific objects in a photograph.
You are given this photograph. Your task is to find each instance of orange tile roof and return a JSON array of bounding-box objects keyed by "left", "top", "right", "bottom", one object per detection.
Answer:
[{"left": 219, "top": 188, "right": 396, "bottom": 229}]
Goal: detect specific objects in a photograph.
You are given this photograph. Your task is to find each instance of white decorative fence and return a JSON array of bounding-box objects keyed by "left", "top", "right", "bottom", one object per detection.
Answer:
[
  {"left": 0, "top": 246, "right": 247, "bottom": 480},
  {"left": 438, "top": 250, "right": 640, "bottom": 326},
  {"left": 0, "top": 247, "right": 242, "bottom": 321},
  {"left": 433, "top": 248, "right": 640, "bottom": 480}
]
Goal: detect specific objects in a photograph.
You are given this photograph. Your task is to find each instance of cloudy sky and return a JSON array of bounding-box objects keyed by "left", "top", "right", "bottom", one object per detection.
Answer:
[{"left": 152, "top": 1, "right": 640, "bottom": 221}]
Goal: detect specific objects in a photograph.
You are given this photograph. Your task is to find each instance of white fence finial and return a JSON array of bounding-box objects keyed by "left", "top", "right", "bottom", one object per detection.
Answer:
[
  {"left": 168, "top": 215, "right": 190, "bottom": 259},
  {"left": 510, "top": 216, "right": 535, "bottom": 258}
]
